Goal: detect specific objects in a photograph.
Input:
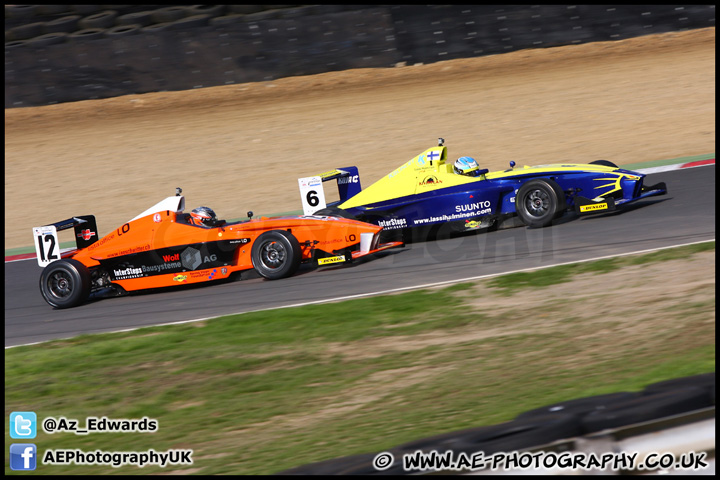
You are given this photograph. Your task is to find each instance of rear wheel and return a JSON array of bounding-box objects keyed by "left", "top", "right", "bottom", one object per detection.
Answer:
[
  {"left": 251, "top": 230, "right": 302, "bottom": 280},
  {"left": 39, "top": 259, "right": 91, "bottom": 308},
  {"left": 516, "top": 178, "right": 566, "bottom": 228}
]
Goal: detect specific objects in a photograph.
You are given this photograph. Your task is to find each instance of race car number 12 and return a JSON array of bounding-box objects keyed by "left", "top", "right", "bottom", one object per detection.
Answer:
[{"left": 33, "top": 225, "right": 60, "bottom": 267}]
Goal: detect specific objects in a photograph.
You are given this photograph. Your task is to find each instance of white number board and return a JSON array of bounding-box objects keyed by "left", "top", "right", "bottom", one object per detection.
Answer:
[
  {"left": 298, "top": 176, "right": 327, "bottom": 216},
  {"left": 33, "top": 225, "right": 60, "bottom": 267}
]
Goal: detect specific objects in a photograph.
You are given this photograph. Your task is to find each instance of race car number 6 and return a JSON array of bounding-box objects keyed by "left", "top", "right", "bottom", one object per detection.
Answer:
[{"left": 306, "top": 190, "right": 319, "bottom": 207}]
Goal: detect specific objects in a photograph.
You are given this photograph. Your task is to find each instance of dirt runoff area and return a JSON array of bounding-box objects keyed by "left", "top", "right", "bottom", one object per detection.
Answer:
[{"left": 4, "top": 28, "right": 715, "bottom": 250}]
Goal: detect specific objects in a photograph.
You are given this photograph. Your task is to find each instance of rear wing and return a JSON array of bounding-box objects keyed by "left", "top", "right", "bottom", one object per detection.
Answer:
[
  {"left": 298, "top": 166, "right": 361, "bottom": 215},
  {"left": 32, "top": 215, "right": 98, "bottom": 267}
]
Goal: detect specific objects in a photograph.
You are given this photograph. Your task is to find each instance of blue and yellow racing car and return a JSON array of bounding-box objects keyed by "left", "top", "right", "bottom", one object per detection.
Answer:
[{"left": 298, "top": 138, "right": 667, "bottom": 239}]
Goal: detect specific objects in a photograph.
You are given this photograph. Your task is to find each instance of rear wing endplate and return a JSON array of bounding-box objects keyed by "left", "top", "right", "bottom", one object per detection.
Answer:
[
  {"left": 32, "top": 215, "right": 98, "bottom": 267},
  {"left": 298, "top": 166, "right": 361, "bottom": 215}
]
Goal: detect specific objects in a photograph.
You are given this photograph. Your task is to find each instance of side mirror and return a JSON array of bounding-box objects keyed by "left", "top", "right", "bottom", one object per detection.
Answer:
[
  {"left": 247, "top": 211, "right": 253, "bottom": 220},
  {"left": 509, "top": 161, "right": 516, "bottom": 170},
  {"left": 176, "top": 187, "right": 183, "bottom": 196}
]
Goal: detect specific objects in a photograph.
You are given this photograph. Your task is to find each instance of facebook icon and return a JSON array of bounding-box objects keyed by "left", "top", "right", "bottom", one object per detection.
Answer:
[{"left": 10, "top": 444, "right": 37, "bottom": 471}]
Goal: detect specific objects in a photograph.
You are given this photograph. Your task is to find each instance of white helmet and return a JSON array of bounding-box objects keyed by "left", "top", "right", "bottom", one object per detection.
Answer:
[{"left": 453, "top": 156, "right": 481, "bottom": 176}]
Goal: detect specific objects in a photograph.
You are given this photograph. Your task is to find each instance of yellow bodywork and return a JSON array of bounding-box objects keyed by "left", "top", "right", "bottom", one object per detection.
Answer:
[{"left": 337, "top": 146, "right": 629, "bottom": 209}]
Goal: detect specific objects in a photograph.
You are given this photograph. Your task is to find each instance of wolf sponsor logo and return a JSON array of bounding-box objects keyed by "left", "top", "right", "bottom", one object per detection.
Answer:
[
  {"left": 114, "top": 267, "right": 143, "bottom": 279},
  {"left": 455, "top": 200, "right": 491, "bottom": 215},
  {"left": 162, "top": 253, "right": 180, "bottom": 262},
  {"left": 579, "top": 203, "right": 608, "bottom": 212},
  {"left": 338, "top": 175, "right": 359, "bottom": 185},
  {"left": 377, "top": 218, "right": 407, "bottom": 229}
]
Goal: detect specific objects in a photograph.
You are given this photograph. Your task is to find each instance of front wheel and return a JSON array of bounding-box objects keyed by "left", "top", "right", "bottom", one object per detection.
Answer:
[
  {"left": 590, "top": 159, "right": 618, "bottom": 168},
  {"left": 515, "top": 178, "right": 566, "bottom": 228},
  {"left": 251, "top": 230, "right": 302, "bottom": 280},
  {"left": 39, "top": 259, "right": 92, "bottom": 308}
]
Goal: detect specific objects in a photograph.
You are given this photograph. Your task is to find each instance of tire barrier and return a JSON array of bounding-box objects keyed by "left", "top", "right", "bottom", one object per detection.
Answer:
[
  {"left": 277, "top": 372, "right": 715, "bottom": 475},
  {"left": 4, "top": 5, "right": 37, "bottom": 19},
  {"left": 150, "top": 6, "right": 189, "bottom": 24},
  {"left": 579, "top": 386, "right": 713, "bottom": 434},
  {"left": 115, "top": 11, "right": 155, "bottom": 27},
  {"left": 6, "top": 22, "right": 45, "bottom": 41},
  {"left": 105, "top": 25, "right": 141, "bottom": 38},
  {"left": 78, "top": 10, "right": 119, "bottom": 30},
  {"left": 5, "top": 4, "right": 716, "bottom": 108},
  {"left": 68, "top": 28, "right": 106, "bottom": 43},
  {"left": 188, "top": 5, "right": 227, "bottom": 17},
  {"left": 26, "top": 32, "right": 69, "bottom": 48},
  {"left": 169, "top": 14, "right": 212, "bottom": 30},
  {"left": 33, "top": 5, "right": 72, "bottom": 16},
  {"left": 43, "top": 15, "right": 82, "bottom": 34}
]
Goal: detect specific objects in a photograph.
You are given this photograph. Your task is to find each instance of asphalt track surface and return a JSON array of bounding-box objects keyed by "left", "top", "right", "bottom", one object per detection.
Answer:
[{"left": 5, "top": 166, "right": 715, "bottom": 347}]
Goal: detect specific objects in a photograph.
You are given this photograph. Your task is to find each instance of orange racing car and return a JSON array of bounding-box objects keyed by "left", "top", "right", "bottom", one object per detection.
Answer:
[{"left": 32, "top": 188, "right": 403, "bottom": 308}]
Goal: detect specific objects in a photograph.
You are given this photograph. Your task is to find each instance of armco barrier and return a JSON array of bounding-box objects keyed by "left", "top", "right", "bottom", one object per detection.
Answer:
[
  {"left": 278, "top": 373, "right": 715, "bottom": 475},
  {"left": 4, "top": 4, "right": 715, "bottom": 108}
]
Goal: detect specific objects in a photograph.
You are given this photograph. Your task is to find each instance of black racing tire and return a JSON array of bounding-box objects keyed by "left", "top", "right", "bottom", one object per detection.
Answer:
[
  {"left": 79, "top": 10, "right": 118, "bottom": 30},
  {"left": 69, "top": 28, "right": 106, "bottom": 42},
  {"left": 229, "top": 5, "right": 266, "bottom": 14},
  {"left": 33, "top": 5, "right": 72, "bottom": 16},
  {"left": 115, "top": 11, "right": 154, "bottom": 27},
  {"left": 72, "top": 5, "right": 105, "bottom": 16},
  {"left": 43, "top": 15, "right": 82, "bottom": 34},
  {"left": 515, "top": 178, "right": 566, "bottom": 228},
  {"left": 171, "top": 14, "right": 212, "bottom": 30},
  {"left": 7, "top": 22, "right": 45, "bottom": 41},
  {"left": 105, "top": 24, "right": 140, "bottom": 37},
  {"left": 39, "top": 259, "right": 92, "bottom": 309},
  {"left": 251, "top": 230, "right": 302, "bottom": 280},
  {"left": 5, "top": 40, "right": 29, "bottom": 49},
  {"left": 188, "top": 5, "right": 226, "bottom": 17},
  {"left": 5, "top": 5, "right": 36, "bottom": 19},
  {"left": 590, "top": 159, "right": 619, "bottom": 168},
  {"left": 209, "top": 14, "right": 246, "bottom": 27},
  {"left": 27, "top": 32, "right": 68, "bottom": 47},
  {"left": 151, "top": 6, "right": 188, "bottom": 24},
  {"left": 141, "top": 22, "right": 173, "bottom": 33}
]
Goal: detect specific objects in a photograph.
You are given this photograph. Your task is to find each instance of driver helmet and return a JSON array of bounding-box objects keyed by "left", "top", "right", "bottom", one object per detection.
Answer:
[
  {"left": 453, "top": 156, "right": 481, "bottom": 176},
  {"left": 190, "top": 206, "right": 218, "bottom": 227}
]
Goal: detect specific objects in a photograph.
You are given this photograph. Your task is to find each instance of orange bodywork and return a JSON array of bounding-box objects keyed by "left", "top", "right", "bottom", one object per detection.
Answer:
[{"left": 69, "top": 211, "right": 394, "bottom": 292}]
